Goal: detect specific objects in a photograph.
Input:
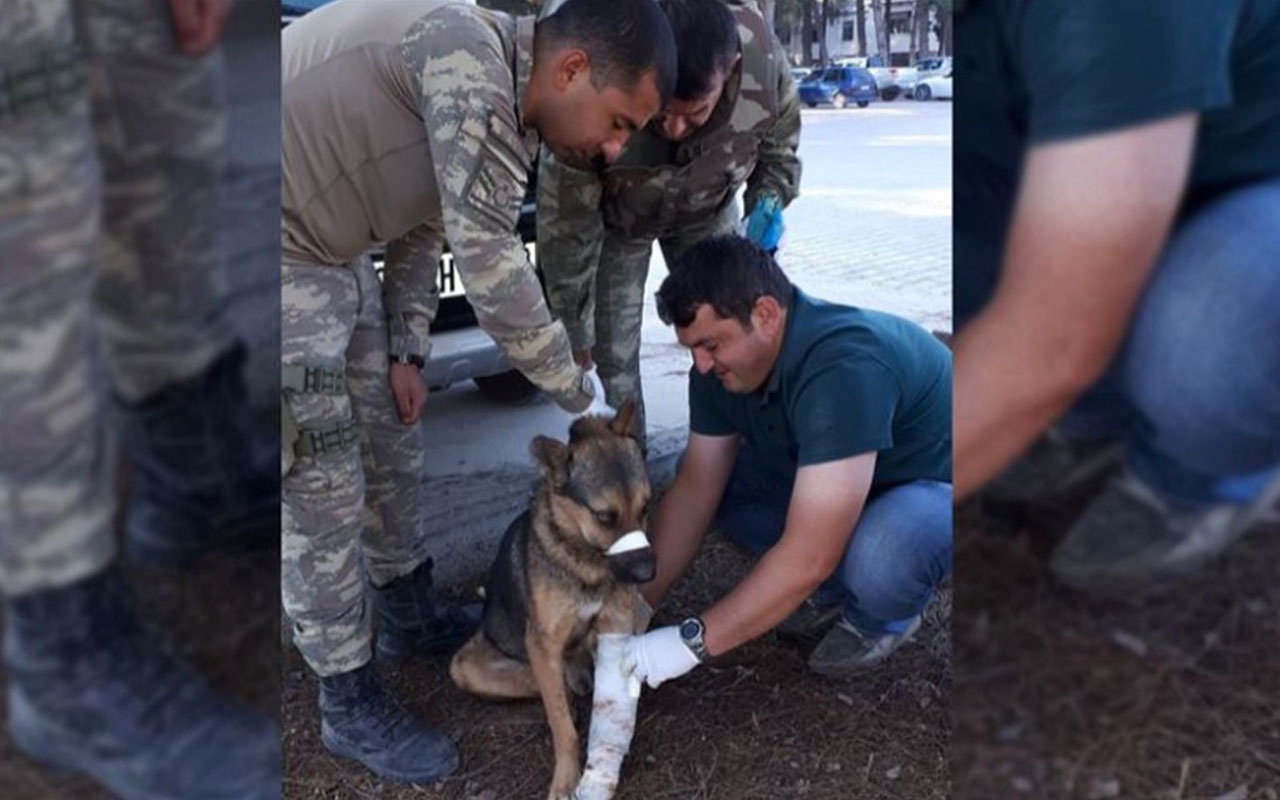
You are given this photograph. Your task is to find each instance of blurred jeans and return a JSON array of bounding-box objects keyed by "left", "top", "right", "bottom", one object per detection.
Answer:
[
  {"left": 714, "top": 449, "right": 953, "bottom": 635},
  {"left": 957, "top": 176, "right": 1280, "bottom": 506}
]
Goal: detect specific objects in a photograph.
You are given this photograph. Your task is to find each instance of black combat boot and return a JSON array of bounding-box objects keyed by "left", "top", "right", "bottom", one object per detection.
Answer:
[
  {"left": 114, "top": 341, "right": 278, "bottom": 565},
  {"left": 3, "top": 567, "right": 280, "bottom": 799},
  {"left": 318, "top": 661, "right": 459, "bottom": 783},
  {"left": 373, "top": 558, "right": 481, "bottom": 662}
]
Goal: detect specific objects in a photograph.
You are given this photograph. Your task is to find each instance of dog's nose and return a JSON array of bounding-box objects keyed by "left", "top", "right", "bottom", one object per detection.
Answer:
[{"left": 606, "top": 530, "right": 655, "bottom": 584}]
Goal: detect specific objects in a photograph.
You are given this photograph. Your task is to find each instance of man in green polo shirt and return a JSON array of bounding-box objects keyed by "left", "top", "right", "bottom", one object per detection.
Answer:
[{"left": 619, "top": 236, "right": 952, "bottom": 683}]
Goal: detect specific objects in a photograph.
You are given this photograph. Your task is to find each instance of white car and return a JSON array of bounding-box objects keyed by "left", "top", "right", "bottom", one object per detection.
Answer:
[{"left": 914, "top": 70, "right": 953, "bottom": 100}]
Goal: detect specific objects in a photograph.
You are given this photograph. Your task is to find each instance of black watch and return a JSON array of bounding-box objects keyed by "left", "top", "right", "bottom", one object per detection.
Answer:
[
  {"left": 679, "top": 616, "right": 709, "bottom": 662},
  {"left": 389, "top": 353, "right": 425, "bottom": 369}
]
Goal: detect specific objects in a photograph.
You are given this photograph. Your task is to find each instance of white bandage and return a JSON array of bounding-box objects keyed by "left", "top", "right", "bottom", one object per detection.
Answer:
[
  {"left": 573, "top": 633, "right": 641, "bottom": 800},
  {"left": 605, "top": 530, "right": 650, "bottom": 556}
]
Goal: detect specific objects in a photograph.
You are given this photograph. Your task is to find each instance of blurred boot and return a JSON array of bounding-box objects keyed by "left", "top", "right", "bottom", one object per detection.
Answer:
[
  {"left": 116, "top": 342, "right": 277, "bottom": 566},
  {"left": 3, "top": 566, "right": 280, "bottom": 799}
]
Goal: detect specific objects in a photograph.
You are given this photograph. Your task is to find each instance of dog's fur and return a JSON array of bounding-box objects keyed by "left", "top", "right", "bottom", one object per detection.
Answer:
[{"left": 450, "top": 403, "right": 652, "bottom": 799}]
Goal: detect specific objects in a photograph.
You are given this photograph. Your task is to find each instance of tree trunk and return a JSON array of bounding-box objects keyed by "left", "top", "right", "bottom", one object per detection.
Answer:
[
  {"left": 801, "top": 1, "right": 815, "bottom": 66},
  {"left": 937, "top": 8, "right": 952, "bottom": 55},
  {"left": 818, "top": 0, "right": 831, "bottom": 66},
  {"left": 870, "top": 0, "right": 890, "bottom": 62},
  {"left": 913, "top": 0, "right": 930, "bottom": 61},
  {"left": 855, "top": 0, "right": 867, "bottom": 57}
]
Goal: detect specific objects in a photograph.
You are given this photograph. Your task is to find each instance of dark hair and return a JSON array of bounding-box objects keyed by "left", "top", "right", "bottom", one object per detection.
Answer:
[
  {"left": 656, "top": 235, "right": 792, "bottom": 328},
  {"left": 657, "top": 0, "right": 740, "bottom": 101},
  {"left": 538, "top": 0, "right": 678, "bottom": 105}
]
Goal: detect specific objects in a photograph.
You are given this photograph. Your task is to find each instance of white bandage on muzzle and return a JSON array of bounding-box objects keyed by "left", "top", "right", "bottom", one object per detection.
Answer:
[{"left": 604, "top": 530, "right": 654, "bottom": 584}]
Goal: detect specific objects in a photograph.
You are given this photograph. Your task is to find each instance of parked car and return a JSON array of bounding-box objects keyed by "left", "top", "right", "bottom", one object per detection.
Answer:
[
  {"left": 914, "top": 69, "right": 953, "bottom": 101},
  {"left": 790, "top": 66, "right": 817, "bottom": 85},
  {"left": 832, "top": 55, "right": 904, "bottom": 100},
  {"left": 284, "top": 0, "right": 540, "bottom": 404},
  {"left": 898, "top": 56, "right": 951, "bottom": 97},
  {"left": 798, "top": 65, "right": 878, "bottom": 109}
]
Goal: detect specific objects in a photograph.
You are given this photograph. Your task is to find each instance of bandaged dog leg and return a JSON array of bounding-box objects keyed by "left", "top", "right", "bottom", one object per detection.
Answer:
[{"left": 573, "top": 633, "right": 641, "bottom": 800}]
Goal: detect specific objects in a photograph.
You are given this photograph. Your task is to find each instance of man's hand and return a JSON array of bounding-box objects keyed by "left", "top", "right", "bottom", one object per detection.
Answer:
[
  {"left": 388, "top": 363, "right": 428, "bottom": 424},
  {"left": 579, "top": 366, "right": 615, "bottom": 417},
  {"left": 621, "top": 626, "right": 700, "bottom": 689},
  {"left": 573, "top": 349, "right": 594, "bottom": 369},
  {"left": 167, "top": 0, "right": 233, "bottom": 55}
]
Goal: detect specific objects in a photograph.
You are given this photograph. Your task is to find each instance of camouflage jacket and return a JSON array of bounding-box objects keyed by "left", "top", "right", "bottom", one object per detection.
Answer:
[
  {"left": 282, "top": 0, "right": 588, "bottom": 410},
  {"left": 537, "top": 0, "right": 801, "bottom": 349}
]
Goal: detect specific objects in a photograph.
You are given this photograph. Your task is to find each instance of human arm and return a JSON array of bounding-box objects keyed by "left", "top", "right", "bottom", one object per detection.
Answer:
[
  {"left": 167, "top": 0, "right": 232, "bottom": 55},
  {"left": 953, "top": 115, "right": 1196, "bottom": 499}
]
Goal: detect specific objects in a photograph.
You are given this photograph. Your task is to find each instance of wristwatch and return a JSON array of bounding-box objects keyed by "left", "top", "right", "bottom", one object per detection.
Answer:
[
  {"left": 389, "top": 353, "right": 425, "bottom": 369},
  {"left": 678, "top": 617, "right": 709, "bottom": 662}
]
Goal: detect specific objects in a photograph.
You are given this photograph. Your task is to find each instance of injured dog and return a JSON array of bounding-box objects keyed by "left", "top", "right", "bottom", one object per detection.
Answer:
[{"left": 450, "top": 403, "right": 653, "bottom": 800}]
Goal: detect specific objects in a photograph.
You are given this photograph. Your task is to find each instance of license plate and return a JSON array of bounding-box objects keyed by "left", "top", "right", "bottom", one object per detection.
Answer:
[{"left": 437, "top": 242, "right": 537, "bottom": 299}]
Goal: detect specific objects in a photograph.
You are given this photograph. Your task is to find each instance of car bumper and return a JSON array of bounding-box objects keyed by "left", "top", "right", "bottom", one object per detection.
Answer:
[{"left": 424, "top": 327, "right": 511, "bottom": 390}]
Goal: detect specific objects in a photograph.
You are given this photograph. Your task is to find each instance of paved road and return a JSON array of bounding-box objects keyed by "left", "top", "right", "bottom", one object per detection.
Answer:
[{"left": 420, "top": 102, "right": 954, "bottom": 583}]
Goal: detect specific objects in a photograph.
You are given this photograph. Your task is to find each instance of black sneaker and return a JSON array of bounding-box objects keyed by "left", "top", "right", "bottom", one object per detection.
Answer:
[
  {"left": 318, "top": 662, "right": 458, "bottom": 784},
  {"left": 3, "top": 568, "right": 279, "bottom": 799},
  {"left": 807, "top": 615, "right": 923, "bottom": 677},
  {"left": 373, "top": 558, "right": 480, "bottom": 663},
  {"left": 983, "top": 428, "right": 1122, "bottom": 510},
  {"left": 775, "top": 598, "right": 842, "bottom": 640},
  {"left": 1051, "top": 471, "right": 1280, "bottom": 595},
  {"left": 115, "top": 342, "right": 278, "bottom": 566}
]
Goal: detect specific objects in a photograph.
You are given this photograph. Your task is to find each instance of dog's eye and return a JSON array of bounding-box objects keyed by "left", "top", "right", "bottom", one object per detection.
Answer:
[{"left": 593, "top": 509, "right": 617, "bottom": 526}]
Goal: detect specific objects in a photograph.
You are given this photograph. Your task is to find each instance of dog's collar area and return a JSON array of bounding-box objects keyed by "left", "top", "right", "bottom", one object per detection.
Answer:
[{"left": 605, "top": 530, "right": 650, "bottom": 556}]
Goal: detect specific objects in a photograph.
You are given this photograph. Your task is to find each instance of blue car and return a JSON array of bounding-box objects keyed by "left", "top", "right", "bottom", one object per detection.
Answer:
[{"left": 798, "top": 66, "right": 878, "bottom": 109}]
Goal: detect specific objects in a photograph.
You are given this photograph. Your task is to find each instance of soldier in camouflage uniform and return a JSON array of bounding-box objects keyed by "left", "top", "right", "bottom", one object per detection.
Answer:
[
  {"left": 538, "top": 0, "right": 802, "bottom": 441},
  {"left": 0, "top": 0, "right": 278, "bottom": 797},
  {"left": 281, "top": 0, "right": 675, "bottom": 782}
]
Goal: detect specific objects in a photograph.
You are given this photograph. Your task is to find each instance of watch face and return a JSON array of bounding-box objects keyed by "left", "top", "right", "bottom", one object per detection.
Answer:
[{"left": 680, "top": 619, "right": 701, "bottom": 640}]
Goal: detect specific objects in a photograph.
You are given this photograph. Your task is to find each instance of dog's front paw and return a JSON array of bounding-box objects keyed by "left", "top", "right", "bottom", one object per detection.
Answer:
[{"left": 547, "top": 766, "right": 582, "bottom": 800}]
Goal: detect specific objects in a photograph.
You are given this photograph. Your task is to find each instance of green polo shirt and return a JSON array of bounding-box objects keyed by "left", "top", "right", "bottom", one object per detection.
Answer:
[
  {"left": 688, "top": 288, "right": 952, "bottom": 487},
  {"left": 956, "top": 0, "right": 1280, "bottom": 251}
]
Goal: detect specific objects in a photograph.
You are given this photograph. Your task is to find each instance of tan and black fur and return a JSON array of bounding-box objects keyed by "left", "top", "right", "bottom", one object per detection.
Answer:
[{"left": 449, "top": 403, "right": 653, "bottom": 800}]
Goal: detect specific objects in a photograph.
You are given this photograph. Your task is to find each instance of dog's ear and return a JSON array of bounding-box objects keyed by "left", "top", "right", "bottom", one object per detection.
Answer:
[
  {"left": 609, "top": 400, "right": 637, "bottom": 439},
  {"left": 530, "top": 435, "right": 569, "bottom": 482}
]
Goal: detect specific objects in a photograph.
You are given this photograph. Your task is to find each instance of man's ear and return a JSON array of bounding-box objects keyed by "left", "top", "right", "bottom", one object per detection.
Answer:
[
  {"left": 530, "top": 435, "right": 569, "bottom": 483},
  {"left": 553, "top": 48, "right": 589, "bottom": 91},
  {"left": 752, "top": 295, "right": 782, "bottom": 333},
  {"left": 609, "top": 400, "right": 637, "bottom": 439}
]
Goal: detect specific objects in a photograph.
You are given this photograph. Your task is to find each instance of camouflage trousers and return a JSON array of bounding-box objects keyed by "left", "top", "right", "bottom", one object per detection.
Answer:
[
  {"left": 0, "top": 0, "right": 231, "bottom": 597},
  {"left": 593, "top": 201, "right": 739, "bottom": 441},
  {"left": 281, "top": 258, "right": 433, "bottom": 677}
]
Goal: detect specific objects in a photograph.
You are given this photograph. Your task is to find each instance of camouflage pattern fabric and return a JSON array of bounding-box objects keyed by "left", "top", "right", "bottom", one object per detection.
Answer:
[
  {"left": 281, "top": 1, "right": 591, "bottom": 412},
  {"left": 538, "top": 0, "right": 801, "bottom": 436},
  {"left": 281, "top": 257, "right": 434, "bottom": 677},
  {"left": 0, "top": 0, "right": 230, "bottom": 597}
]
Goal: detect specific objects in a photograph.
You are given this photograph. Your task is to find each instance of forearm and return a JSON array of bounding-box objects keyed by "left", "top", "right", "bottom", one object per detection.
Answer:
[
  {"left": 382, "top": 229, "right": 441, "bottom": 357},
  {"left": 537, "top": 149, "right": 604, "bottom": 350},
  {"left": 639, "top": 478, "right": 720, "bottom": 610},
  {"left": 701, "top": 542, "right": 826, "bottom": 657}
]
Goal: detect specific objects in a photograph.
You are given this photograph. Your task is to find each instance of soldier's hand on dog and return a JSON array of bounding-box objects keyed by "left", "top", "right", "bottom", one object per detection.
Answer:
[
  {"left": 622, "top": 626, "right": 701, "bottom": 689},
  {"left": 167, "top": 0, "right": 233, "bottom": 55},
  {"left": 388, "top": 363, "right": 428, "bottom": 424}
]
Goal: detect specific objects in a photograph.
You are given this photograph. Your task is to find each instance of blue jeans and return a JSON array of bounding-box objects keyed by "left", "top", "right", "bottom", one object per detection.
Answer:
[
  {"left": 957, "top": 177, "right": 1280, "bottom": 505},
  {"left": 713, "top": 451, "right": 953, "bottom": 636}
]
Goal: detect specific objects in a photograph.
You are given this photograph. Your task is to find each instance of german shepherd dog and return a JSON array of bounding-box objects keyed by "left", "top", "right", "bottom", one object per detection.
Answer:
[{"left": 449, "top": 403, "right": 655, "bottom": 799}]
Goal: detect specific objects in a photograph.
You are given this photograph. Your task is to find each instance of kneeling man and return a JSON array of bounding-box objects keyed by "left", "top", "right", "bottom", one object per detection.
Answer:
[{"left": 624, "top": 236, "right": 952, "bottom": 685}]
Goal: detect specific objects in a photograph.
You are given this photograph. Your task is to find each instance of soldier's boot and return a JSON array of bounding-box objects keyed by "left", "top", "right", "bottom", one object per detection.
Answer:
[
  {"left": 373, "top": 558, "right": 481, "bottom": 663},
  {"left": 318, "top": 661, "right": 459, "bottom": 784},
  {"left": 116, "top": 342, "right": 278, "bottom": 566},
  {"left": 3, "top": 567, "right": 280, "bottom": 800}
]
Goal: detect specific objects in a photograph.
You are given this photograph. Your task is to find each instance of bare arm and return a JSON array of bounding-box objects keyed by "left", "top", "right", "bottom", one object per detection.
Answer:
[
  {"left": 953, "top": 114, "right": 1197, "bottom": 499},
  {"left": 639, "top": 432, "right": 740, "bottom": 610},
  {"left": 701, "top": 453, "right": 875, "bottom": 657}
]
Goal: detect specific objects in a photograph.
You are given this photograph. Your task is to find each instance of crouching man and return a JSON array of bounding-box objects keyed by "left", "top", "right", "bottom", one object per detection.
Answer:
[{"left": 623, "top": 236, "right": 952, "bottom": 686}]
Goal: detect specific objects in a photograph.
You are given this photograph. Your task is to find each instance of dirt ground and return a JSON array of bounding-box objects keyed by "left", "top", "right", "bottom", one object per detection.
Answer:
[
  {"left": 282, "top": 533, "right": 952, "bottom": 800},
  {"left": 952, "top": 491, "right": 1280, "bottom": 800}
]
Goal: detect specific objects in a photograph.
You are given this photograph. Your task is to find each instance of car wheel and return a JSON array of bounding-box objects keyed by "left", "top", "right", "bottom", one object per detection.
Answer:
[
  {"left": 474, "top": 370, "right": 541, "bottom": 404},
  {"left": 805, "top": 99, "right": 817, "bottom": 108},
  {"left": 856, "top": 100, "right": 869, "bottom": 108},
  {"left": 831, "top": 92, "right": 847, "bottom": 109},
  {"left": 881, "top": 86, "right": 899, "bottom": 101},
  {"left": 915, "top": 84, "right": 932, "bottom": 101}
]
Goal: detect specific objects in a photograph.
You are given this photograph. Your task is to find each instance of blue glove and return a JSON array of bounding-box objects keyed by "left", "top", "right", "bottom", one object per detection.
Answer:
[{"left": 743, "top": 193, "right": 784, "bottom": 251}]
